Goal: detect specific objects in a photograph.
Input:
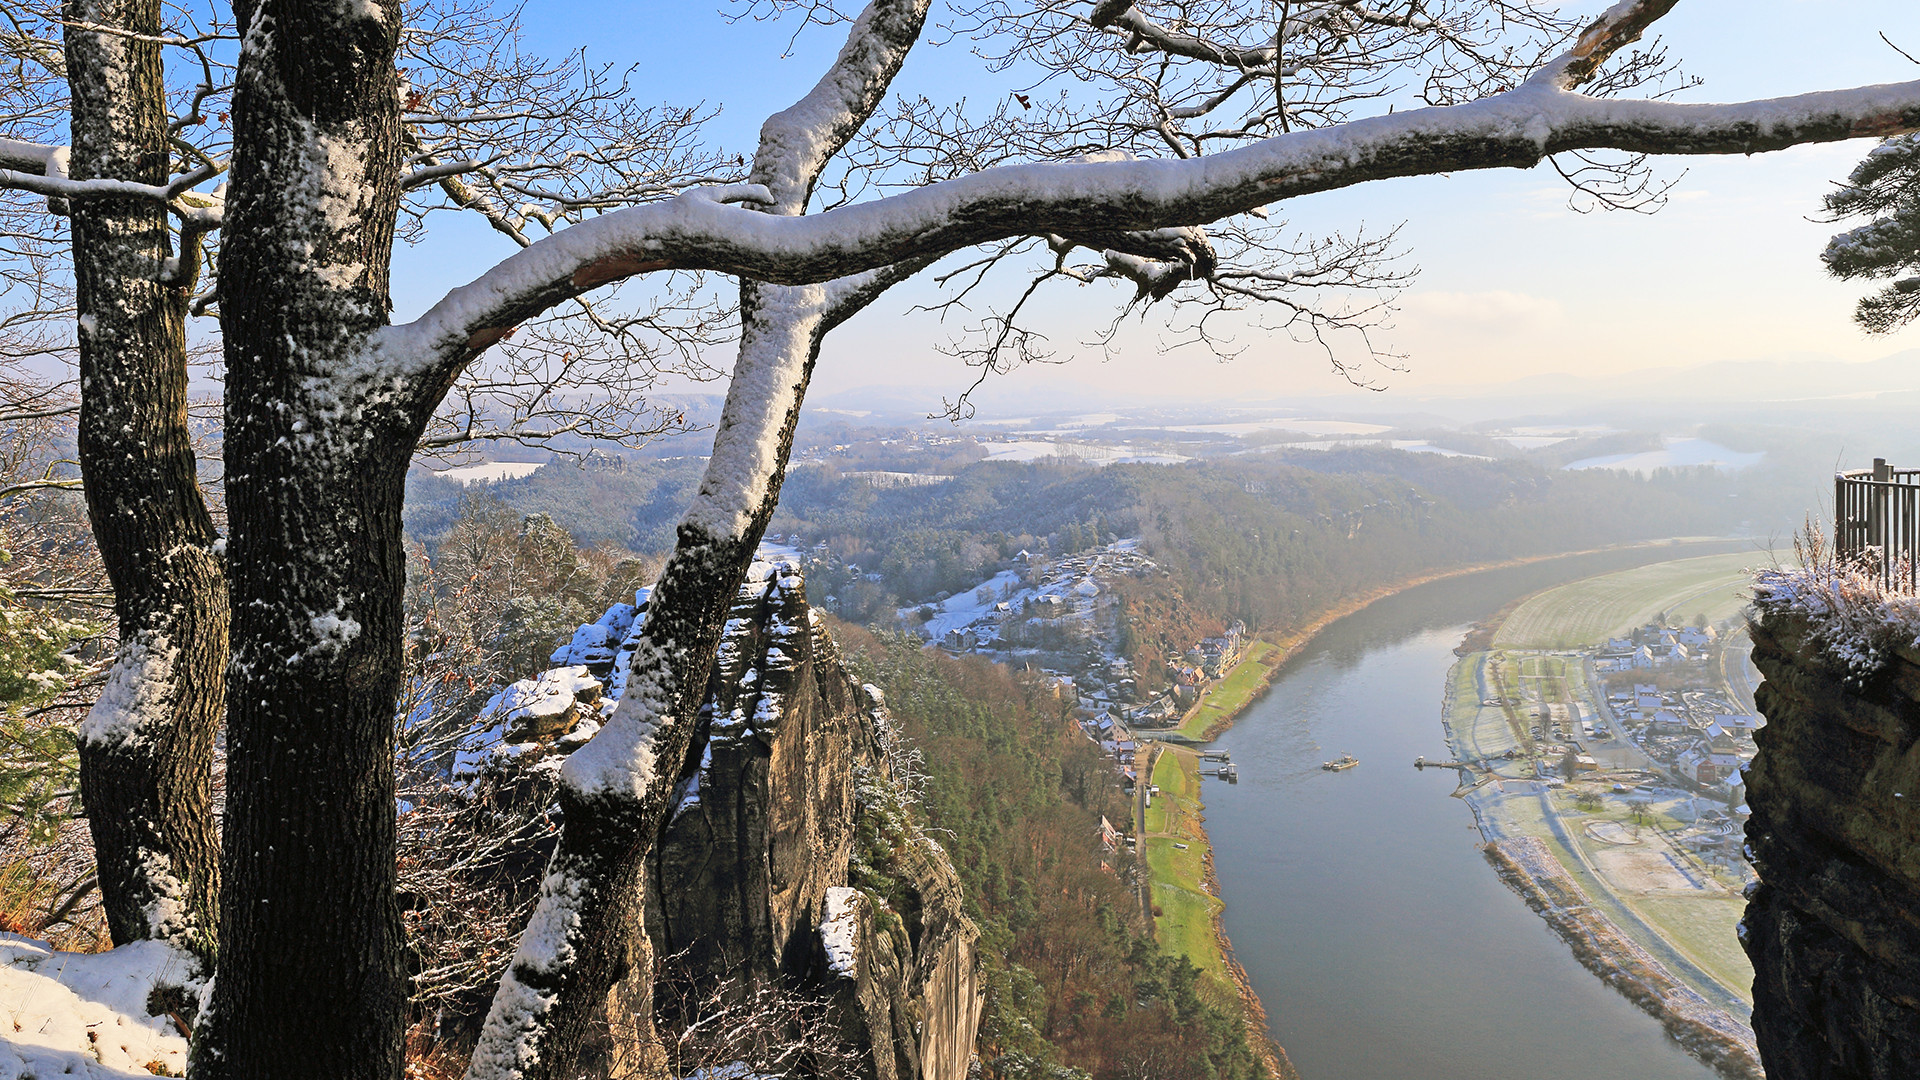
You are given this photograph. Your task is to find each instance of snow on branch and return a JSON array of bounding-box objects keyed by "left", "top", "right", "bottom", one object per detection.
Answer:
[
  {"left": 388, "top": 75, "right": 1920, "bottom": 376},
  {"left": 752, "top": 0, "right": 932, "bottom": 214},
  {"left": 0, "top": 143, "right": 225, "bottom": 226},
  {"left": 0, "top": 158, "right": 220, "bottom": 204},
  {"left": 1530, "top": 0, "right": 1679, "bottom": 91},
  {"left": 0, "top": 137, "right": 66, "bottom": 177}
]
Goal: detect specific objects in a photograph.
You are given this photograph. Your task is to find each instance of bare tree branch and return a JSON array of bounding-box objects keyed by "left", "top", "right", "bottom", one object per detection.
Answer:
[{"left": 389, "top": 76, "right": 1920, "bottom": 381}]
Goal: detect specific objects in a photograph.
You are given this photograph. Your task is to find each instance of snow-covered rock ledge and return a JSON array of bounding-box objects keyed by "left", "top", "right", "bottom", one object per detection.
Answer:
[{"left": 1750, "top": 559, "right": 1920, "bottom": 681}]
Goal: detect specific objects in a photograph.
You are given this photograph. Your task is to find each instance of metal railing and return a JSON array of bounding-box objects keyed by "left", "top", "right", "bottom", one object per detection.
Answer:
[{"left": 1836, "top": 458, "right": 1920, "bottom": 591}]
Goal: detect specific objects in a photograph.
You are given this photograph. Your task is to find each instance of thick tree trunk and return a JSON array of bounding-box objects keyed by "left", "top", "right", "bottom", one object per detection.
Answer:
[
  {"left": 191, "top": 2, "right": 412, "bottom": 1077},
  {"left": 63, "top": 0, "right": 224, "bottom": 962}
]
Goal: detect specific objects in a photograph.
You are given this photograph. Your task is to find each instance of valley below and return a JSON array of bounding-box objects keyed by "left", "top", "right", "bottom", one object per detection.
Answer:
[{"left": 1193, "top": 542, "right": 1760, "bottom": 1080}]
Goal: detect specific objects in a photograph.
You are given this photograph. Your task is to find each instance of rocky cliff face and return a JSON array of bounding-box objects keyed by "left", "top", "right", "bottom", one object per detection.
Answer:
[
  {"left": 465, "top": 559, "right": 983, "bottom": 1080},
  {"left": 1745, "top": 612, "right": 1920, "bottom": 1080}
]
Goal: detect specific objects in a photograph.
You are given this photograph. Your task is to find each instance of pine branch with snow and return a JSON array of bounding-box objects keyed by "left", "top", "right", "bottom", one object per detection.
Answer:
[{"left": 1822, "top": 132, "right": 1920, "bottom": 333}]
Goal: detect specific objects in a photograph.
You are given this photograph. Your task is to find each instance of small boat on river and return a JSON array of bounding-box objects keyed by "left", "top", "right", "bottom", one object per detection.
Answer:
[{"left": 1322, "top": 754, "right": 1359, "bottom": 772}]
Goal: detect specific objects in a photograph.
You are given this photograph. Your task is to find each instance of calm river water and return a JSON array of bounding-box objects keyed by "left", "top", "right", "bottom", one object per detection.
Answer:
[{"left": 1207, "top": 544, "right": 1753, "bottom": 1080}]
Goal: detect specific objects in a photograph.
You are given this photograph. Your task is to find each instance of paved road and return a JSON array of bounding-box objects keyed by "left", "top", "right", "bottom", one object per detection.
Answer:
[{"left": 1716, "top": 629, "right": 1759, "bottom": 714}]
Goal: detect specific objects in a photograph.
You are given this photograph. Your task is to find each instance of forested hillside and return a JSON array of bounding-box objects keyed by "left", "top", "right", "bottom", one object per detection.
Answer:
[
  {"left": 409, "top": 447, "right": 1748, "bottom": 636},
  {"left": 837, "top": 626, "right": 1271, "bottom": 1080}
]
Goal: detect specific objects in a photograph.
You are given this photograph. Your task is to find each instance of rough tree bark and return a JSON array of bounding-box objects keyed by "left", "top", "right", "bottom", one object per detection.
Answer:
[
  {"left": 5, "top": 0, "right": 717, "bottom": 978},
  {"left": 189, "top": 1, "right": 413, "bottom": 1076},
  {"left": 62, "top": 0, "right": 224, "bottom": 963}
]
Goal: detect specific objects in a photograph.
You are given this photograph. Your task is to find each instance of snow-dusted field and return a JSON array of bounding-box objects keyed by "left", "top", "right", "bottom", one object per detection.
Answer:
[
  {"left": 978, "top": 441, "right": 1188, "bottom": 465},
  {"left": 1567, "top": 438, "right": 1763, "bottom": 474},
  {"left": 431, "top": 460, "right": 545, "bottom": 485},
  {"left": 904, "top": 538, "right": 1157, "bottom": 653},
  {"left": 1496, "top": 435, "right": 1573, "bottom": 449},
  {"left": 1054, "top": 412, "right": 1123, "bottom": 429},
  {"left": 758, "top": 539, "right": 805, "bottom": 563},
  {"left": 1252, "top": 438, "right": 1489, "bottom": 460},
  {"left": 1508, "top": 424, "right": 1618, "bottom": 437},
  {"left": 1160, "top": 417, "right": 1393, "bottom": 437},
  {"left": 916, "top": 570, "right": 1027, "bottom": 639}
]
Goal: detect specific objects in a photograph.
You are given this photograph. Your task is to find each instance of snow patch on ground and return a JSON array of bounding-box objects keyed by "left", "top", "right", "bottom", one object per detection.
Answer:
[
  {"left": 915, "top": 570, "right": 1024, "bottom": 640},
  {"left": 1160, "top": 417, "right": 1392, "bottom": 437},
  {"left": 0, "top": 935, "right": 199, "bottom": 1079},
  {"left": 1252, "top": 438, "right": 1489, "bottom": 459},
  {"left": 1508, "top": 424, "right": 1617, "bottom": 437},
  {"left": 1055, "top": 412, "right": 1122, "bottom": 428},
  {"left": 757, "top": 540, "right": 804, "bottom": 564},
  {"left": 978, "top": 440, "right": 1186, "bottom": 465}
]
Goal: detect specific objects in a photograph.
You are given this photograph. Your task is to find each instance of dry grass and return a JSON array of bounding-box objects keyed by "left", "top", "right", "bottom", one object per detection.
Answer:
[
  {"left": 0, "top": 814, "right": 109, "bottom": 951},
  {"left": 1494, "top": 552, "right": 1754, "bottom": 649}
]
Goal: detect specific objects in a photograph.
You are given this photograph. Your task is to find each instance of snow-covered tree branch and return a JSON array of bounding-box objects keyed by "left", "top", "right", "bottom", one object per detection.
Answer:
[{"left": 393, "top": 73, "right": 1920, "bottom": 385}]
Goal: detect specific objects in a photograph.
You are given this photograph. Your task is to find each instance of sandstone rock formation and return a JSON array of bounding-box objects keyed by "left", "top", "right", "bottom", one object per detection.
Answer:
[
  {"left": 459, "top": 559, "right": 983, "bottom": 1080},
  {"left": 1745, "top": 612, "right": 1920, "bottom": 1080}
]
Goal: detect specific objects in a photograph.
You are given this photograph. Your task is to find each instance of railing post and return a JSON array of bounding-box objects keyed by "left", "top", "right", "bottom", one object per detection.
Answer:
[
  {"left": 1869, "top": 459, "right": 1891, "bottom": 579},
  {"left": 1837, "top": 471, "right": 1850, "bottom": 559},
  {"left": 1836, "top": 459, "right": 1920, "bottom": 590}
]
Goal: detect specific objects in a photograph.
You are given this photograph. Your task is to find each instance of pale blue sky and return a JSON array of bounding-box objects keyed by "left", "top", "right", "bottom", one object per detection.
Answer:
[{"left": 392, "top": 2, "right": 1920, "bottom": 413}]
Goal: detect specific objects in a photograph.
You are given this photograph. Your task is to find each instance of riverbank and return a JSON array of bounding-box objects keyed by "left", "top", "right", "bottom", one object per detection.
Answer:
[
  {"left": 1447, "top": 652, "right": 1758, "bottom": 989},
  {"left": 1171, "top": 641, "right": 1285, "bottom": 740},
  {"left": 1438, "top": 550, "right": 1769, "bottom": 1079},
  {"left": 1484, "top": 837, "right": 1762, "bottom": 1079},
  {"left": 1138, "top": 745, "right": 1296, "bottom": 1080},
  {"left": 1143, "top": 538, "right": 1749, "bottom": 1078},
  {"left": 1204, "top": 844, "right": 1298, "bottom": 1080}
]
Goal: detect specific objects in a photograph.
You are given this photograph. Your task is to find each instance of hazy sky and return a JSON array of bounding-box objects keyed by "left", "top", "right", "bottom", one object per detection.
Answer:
[{"left": 393, "top": 2, "right": 1920, "bottom": 413}]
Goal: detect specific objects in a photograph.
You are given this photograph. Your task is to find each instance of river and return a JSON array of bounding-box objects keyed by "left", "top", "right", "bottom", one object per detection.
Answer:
[{"left": 1206, "top": 544, "right": 1754, "bottom": 1080}]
